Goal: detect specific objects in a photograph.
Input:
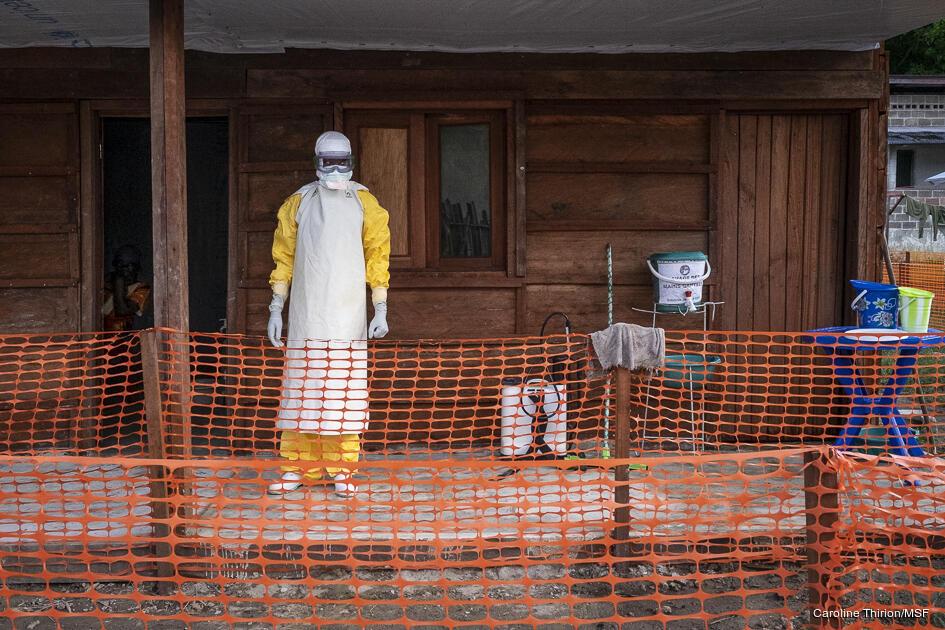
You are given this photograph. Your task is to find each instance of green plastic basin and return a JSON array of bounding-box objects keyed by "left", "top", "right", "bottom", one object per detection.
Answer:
[{"left": 661, "top": 353, "right": 722, "bottom": 389}]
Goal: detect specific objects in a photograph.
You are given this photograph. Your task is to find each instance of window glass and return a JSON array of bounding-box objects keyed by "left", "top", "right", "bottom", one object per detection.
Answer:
[
  {"left": 896, "top": 149, "right": 914, "bottom": 188},
  {"left": 439, "top": 124, "right": 491, "bottom": 258}
]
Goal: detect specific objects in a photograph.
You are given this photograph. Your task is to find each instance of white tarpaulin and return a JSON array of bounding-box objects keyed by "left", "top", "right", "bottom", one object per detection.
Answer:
[{"left": 1, "top": 0, "right": 943, "bottom": 54}]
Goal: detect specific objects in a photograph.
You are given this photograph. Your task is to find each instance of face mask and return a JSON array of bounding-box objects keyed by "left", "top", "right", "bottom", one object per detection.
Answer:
[{"left": 318, "top": 170, "right": 352, "bottom": 190}]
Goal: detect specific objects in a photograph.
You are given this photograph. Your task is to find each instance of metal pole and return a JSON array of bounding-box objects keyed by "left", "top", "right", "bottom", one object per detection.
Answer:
[
  {"left": 602, "top": 244, "right": 614, "bottom": 458},
  {"left": 607, "top": 244, "right": 614, "bottom": 327}
]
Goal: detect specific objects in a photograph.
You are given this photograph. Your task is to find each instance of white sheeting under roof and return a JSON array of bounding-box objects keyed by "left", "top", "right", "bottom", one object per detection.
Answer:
[{"left": 1, "top": 0, "right": 943, "bottom": 54}]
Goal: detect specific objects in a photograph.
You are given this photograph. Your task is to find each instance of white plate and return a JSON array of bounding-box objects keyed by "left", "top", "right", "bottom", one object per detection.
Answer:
[{"left": 844, "top": 328, "right": 907, "bottom": 343}]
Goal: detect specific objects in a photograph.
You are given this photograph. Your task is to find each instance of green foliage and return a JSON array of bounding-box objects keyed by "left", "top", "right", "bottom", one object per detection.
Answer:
[{"left": 887, "top": 19, "right": 945, "bottom": 75}]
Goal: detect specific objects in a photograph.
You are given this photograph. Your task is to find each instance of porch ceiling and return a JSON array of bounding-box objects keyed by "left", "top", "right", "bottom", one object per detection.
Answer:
[{"left": 1, "top": 0, "right": 943, "bottom": 54}]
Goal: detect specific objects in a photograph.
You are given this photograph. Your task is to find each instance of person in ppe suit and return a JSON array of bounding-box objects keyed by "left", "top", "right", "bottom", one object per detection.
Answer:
[{"left": 266, "top": 130, "right": 391, "bottom": 496}]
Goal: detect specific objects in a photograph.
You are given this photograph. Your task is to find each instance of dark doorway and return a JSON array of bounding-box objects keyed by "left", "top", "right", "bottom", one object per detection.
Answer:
[
  {"left": 101, "top": 116, "right": 229, "bottom": 332},
  {"left": 185, "top": 118, "right": 230, "bottom": 332}
]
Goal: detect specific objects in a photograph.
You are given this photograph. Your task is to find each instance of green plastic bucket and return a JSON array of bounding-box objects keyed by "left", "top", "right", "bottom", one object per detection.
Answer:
[
  {"left": 661, "top": 353, "right": 722, "bottom": 390},
  {"left": 898, "top": 286, "right": 934, "bottom": 333},
  {"left": 647, "top": 252, "right": 711, "bottom": 313}
]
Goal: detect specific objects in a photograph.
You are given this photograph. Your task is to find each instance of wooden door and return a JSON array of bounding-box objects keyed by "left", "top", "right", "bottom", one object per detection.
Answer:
[
  {"left": 233, "top": 104, "right": 330, "bottom": 335},
  {"left": 720, "top": 113, "right": 850, "bottom": 331},
  {"left": 0, "top": 103, "right": 81, "bottom": 332},
  {"left": 716, "top": 112, "right": 852, "bottom": 444}
]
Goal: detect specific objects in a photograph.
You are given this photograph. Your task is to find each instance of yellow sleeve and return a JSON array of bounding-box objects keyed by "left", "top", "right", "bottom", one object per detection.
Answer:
[
  {"left": 358, "top": 189, "right": 391, "bottom": 304},
  {"left": 269, "top": 193, "right": 302, "bottom": 297}
]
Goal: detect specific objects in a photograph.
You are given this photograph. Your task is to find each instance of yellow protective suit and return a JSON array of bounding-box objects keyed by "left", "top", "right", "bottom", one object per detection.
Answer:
[
  {"left": 279, "top": 432, "right": 360, "bottom": 480},
  {"left": 269, "top": 187, "right": 391, "bottom": 303},
  {"left": 269, "top": 181, "right": 390, "bottom": 476}
]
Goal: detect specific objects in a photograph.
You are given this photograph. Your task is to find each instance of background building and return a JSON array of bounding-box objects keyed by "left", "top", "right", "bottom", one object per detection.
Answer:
[{"left": 887, "top": 75, "right": 945, "bottom": 250}]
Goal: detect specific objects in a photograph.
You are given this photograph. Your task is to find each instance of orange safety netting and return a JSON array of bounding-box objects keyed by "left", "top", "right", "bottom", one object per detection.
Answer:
[
  {"left": 0, "top": 327, "right": 943, "bottom": 628},
  {"left": 819, "top": 451, "right": 945, "bottom": 629},
  {"left": 886, "top": 254, "right": 945, "bottom": 330}
]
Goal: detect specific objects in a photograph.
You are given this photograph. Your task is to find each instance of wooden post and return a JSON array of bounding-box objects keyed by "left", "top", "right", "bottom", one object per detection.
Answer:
[
  {"left": 804, "top": 449, "right": 840, "bottom": 625},
  {"left": 149, "top": 0, "right": 189, "bottom": 331},
  {"left": 140, "top": 329, "right": 175, "bottom": 592},
  {"left": 613, "top": 367, "right": 632, "bottom": 556},
  {"left": 614, "top": 367, "right": 632, "bottom": 460},
  {"left": 149, "top": 0, "right": 192, "bottom": 458},
  {"left": 147, "top": 0, "right": 190, "bottom": 578},
  {"left": 141, "top": 329, "right": 167, "bottom": 461}
]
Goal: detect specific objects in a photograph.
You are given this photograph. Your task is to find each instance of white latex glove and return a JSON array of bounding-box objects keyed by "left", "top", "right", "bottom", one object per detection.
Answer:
[
  {"left": 267, "top": 294, "right": 284, "bottom": 347},
  {"left": 368, "top": 302, "right": 389, "bottom": 339}
]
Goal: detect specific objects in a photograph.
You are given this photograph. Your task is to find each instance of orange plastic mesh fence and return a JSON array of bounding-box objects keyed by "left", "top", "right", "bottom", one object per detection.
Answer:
[
  {"left": 639, "top": 331, "right": 945, "bottom": 457},
  {"left": 885, "top": 256, "right": 945, "bottom": 330},
  {"left": 0, "top": 331, "right": 144, "bottom": 457},
  {"left": 0, "top": 329, "right": 604, "bottom": 458},
  {"left": 0, "top": 328, "right": 943, "bottom": 628},
  {"left": 4, "top": 328, "right": 945, "bottom": 459},
  {"left": 819, "top": 451, "right": 945, "bottom": 628},
  {"left": 0, "top": 449, "right": 940, "bottom": 628}
]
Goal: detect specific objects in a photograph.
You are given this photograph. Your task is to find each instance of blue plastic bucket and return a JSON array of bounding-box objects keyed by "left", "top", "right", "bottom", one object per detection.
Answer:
[{"left": 849, "top": 280, "right": 899, "bottom": 329}]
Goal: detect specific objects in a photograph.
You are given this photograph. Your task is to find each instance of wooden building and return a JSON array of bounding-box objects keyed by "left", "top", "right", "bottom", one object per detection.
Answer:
[{"left": 0, "top": 2, "right": 941, "bottom": 339}]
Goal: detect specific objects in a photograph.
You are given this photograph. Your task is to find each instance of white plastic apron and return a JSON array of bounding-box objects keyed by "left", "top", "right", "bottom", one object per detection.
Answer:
[{"left": 277, "top": 181, "right": 370, "bottom": 435}]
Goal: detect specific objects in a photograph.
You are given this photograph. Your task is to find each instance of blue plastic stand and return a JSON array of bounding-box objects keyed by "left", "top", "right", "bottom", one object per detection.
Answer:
[{"left": 811, "top": 326, "right": 943, "bottom": 458}]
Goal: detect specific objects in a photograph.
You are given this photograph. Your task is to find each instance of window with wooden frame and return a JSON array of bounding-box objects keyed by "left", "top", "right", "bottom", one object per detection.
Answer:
[{"left": 345, "top": 106, "right": 507, "bottom": 272}]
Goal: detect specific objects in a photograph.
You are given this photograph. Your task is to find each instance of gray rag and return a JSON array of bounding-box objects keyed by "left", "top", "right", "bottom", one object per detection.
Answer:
[{"left": 590, "top": 323, "right": 665, "bottom": 371}]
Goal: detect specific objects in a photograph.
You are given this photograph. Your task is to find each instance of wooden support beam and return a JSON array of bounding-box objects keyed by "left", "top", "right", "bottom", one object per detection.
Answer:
[
  {"left": 149, "top": 0, "right": 193, "bottom": 464},
  {"left": 149, "top": 0, "right": 189, "bottom": 331},
  {"left": 141, "top": 329, "right": 167, "bottom": 462},
  {"left": 140, "top": 329, "right": 175, "bottom": 593},
  {"left": 613, "top": 367, "right": 632, "bottom": 557},
  {"left": 803, "top": 448, "right": 840, "bottom": 625},
  {"left": 614, "top": 368, "right": 632, "bottom": 460}
]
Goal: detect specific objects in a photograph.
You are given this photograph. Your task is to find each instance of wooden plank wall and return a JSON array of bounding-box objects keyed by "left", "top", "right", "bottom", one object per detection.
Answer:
[
  {"left": 236, "top": 104, "right": 330, "bottom": 335},
  {"left": 0, "top": 48, "right": 886, "bottom": 338},
  {"left": 524, "top": 108, "right": 714, "bottom": 333},
  {"left": 234, "top": 103, "right": 850, "bottom": 338},
  {"left": 0, "top": 103, "right": 80, "bottom": 331}
]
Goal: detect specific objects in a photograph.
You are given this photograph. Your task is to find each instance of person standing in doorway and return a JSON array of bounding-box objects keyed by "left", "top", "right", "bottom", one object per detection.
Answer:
[
  {"left": 103, "top": 245, "right": 152, "bottom": 331},
  {"left": 266, "top": 131, "right": 391, "bottom": 497}
]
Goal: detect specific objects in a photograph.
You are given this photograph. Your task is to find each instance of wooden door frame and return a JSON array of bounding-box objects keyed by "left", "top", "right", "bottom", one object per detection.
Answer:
[{"left": 79, "top": 99, "right": 237, "bottom": 332}]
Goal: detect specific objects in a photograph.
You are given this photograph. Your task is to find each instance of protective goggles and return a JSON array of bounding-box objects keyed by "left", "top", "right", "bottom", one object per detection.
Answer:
[{"left": 316, "top": 154, "right": 354, "bottom": 174}]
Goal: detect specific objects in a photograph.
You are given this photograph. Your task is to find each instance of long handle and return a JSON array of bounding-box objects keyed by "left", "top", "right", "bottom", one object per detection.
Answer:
[
  {"left": 607, "top": 244, "right": 614, "bottom": 327},
  {"left": 899, "top": 296, "right": 917, "bottom": 312},
  {"left": 646, "top": 259, "right": 712, "bottom": 285},
  {"left": 880, "top": 228, "right": 897, "bottom": 285},
  {"left": 850, "top": 289, "right": 868, "bottom": 310}
]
